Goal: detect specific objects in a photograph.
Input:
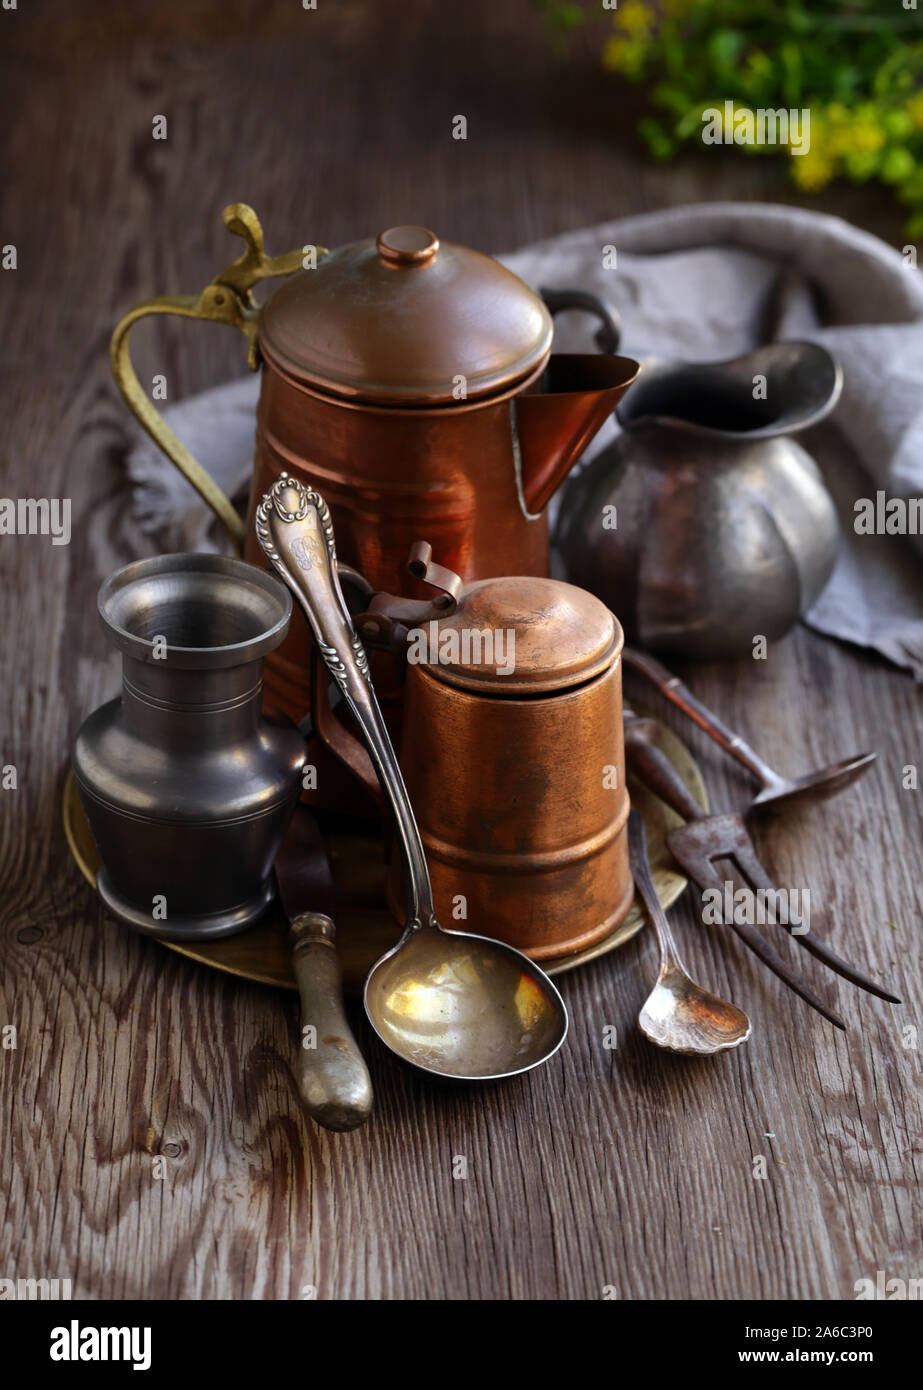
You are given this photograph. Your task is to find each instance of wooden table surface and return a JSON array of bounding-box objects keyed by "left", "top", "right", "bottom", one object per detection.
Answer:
[{"left": 1, "top": 0, "right": 920, "bottom": 1301}]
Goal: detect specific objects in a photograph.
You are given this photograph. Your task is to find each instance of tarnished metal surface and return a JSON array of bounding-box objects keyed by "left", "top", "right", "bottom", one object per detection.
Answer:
[
  {"left": 257, "top": 223, "right": 552, "bottom": 403},
  {"left": 624, "top": 647, "right": 876, "bottom": 812},
  {"left": 389, "top": 633, "right": 631, "bottom": 961},
  {"left": 275, "top": 808, "right": 372, "bottom": 1132},
  {"left": 72, "top": 553, "right": 305, "bottom": 941},
  {"left": 62, "top": 716, "right": 708, "bottom": 991},
  {"left": 624, "top": 713, "right": 900, "bottom": 1030},
  {"left": 628, "top": 809, "right": 751, "bottom": 1056},
  {"left": 557, "top": 342, "right": 842, "bottom": 659}
]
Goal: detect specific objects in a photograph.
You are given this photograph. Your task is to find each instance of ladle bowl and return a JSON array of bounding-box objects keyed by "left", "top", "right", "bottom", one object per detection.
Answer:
[{"left": 365, "top": 925, "right": 567, "bottom": 1081}]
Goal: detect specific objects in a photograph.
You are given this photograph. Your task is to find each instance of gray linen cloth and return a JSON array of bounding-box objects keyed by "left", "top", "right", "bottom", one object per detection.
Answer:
[{"left": 127, "top": 202, "right": 923, "bottom": 677}]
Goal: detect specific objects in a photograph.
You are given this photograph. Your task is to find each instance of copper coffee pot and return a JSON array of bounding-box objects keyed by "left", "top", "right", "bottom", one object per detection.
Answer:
[{"left": 111, "top": 205, "right": 639, "bottom": 742}]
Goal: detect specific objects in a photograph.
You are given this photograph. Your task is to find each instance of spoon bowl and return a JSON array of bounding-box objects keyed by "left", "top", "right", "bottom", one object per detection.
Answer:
[
  {"left": 751, "top": 752, "right": 877, "bottom": 809},
  {"left": 628, "top": 808, "right": 751, "bottom": 1057},
  {"left": 365, "top": 924, "right": 568, "bottom": 1080},
  {"left": 639, "top": 967, "right": 751, "bottom": 1055}
]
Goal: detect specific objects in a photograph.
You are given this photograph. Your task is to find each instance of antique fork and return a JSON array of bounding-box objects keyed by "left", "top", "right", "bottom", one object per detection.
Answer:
[{"left": 624, "top": 712, "right": 901, "bottom": 1029}]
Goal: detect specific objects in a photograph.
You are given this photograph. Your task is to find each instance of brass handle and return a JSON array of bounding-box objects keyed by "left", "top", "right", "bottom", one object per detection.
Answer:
[
  {"left": 109, "top": 204, "right": 316, "bottom": 553},
  {"left": 291, "top": 911, "right": 373, "bottom": 1132}
]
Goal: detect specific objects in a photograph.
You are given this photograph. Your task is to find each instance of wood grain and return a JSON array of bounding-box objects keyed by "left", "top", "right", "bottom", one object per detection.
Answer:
[{"left": 0, "top": 0, "right": 921, "bottom": 1300}]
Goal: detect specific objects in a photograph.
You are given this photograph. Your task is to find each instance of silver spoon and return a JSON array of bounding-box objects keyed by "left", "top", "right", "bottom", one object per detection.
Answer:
[
  {"left": 255, "top": 474, "right": 568, "bottom": 1082},
  {"left": 628, "top": 809, "right": 751, "bottom": 1055}
]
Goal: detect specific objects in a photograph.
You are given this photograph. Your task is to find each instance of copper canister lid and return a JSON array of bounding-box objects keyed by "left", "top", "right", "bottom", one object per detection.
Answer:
[
  {"left": 415, "top": 576, "right": 621, "bottom": 695},
  {"left": 258, "top": 226, "right": 553, "bottom": 405}
]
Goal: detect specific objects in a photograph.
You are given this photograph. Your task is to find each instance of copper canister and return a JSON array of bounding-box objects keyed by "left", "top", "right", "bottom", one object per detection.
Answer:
[{"left": 386, "top": 577, "right": 631, "bottom": 960}]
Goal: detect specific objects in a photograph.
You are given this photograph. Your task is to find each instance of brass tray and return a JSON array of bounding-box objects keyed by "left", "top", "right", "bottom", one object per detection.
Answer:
[{"left": 62, "top": 719, "right": 706, "bottom": 993}]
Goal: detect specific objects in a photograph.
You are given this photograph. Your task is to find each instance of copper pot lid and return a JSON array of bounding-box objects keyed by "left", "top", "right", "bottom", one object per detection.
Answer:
[
  {"left": 414, "top": 576, "right": 621, "bottom": 695},
  {"left": 258, "top": 227, "right": 553, "bottom": 405}
]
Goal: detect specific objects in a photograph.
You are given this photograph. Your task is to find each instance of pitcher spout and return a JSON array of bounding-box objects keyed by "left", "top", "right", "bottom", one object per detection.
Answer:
[
  {"left": 515, "top": 353, "right": 640, "bottom": 515},
  {"left": 615, "top": 342, "right": 842, "bottom": 440}
]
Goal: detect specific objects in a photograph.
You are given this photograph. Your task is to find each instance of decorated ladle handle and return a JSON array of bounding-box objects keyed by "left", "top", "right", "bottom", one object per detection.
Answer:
[{"left": 254, "top": 474, "right": 435, "bottom": 931}]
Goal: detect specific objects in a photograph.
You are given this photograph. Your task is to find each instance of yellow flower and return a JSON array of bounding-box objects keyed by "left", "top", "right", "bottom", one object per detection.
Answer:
[
  {"left": 847, "top": 104, "right": 887, "bottom": 154},
  {"left": 614, "top": 0, "right": 654, "bottom": 37},
  {"left": 850, "top": 122, "right": 886, "bottom": 154},
  {"left": 789, "top": 146, "right": 836, "bottom": 192},
  {"left": 819, "top": 110, "right": 850, "bottom": 159}
]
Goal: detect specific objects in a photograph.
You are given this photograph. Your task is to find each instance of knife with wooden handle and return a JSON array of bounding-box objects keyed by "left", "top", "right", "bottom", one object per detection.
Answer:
[{"left": 276, "top": 807, "right": 373, "bottom": 1132}]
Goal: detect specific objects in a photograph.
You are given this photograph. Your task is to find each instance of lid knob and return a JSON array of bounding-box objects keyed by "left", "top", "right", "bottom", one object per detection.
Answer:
[{"left": 376, "top": 226, "right": 439, "bottom": 267}]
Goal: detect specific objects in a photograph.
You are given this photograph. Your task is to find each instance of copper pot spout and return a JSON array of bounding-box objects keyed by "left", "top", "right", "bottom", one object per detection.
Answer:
[{"left": 515, "top": 353, "right": 640, "bottom": 515}]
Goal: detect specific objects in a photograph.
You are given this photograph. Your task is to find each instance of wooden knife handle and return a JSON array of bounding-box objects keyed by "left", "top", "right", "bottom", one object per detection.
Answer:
[{"left": 291, "top": 912, "right": 373, "bottom": 1132}]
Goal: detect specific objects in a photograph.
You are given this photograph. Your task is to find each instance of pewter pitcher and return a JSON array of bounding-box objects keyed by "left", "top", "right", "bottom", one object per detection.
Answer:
[{"left": 556, "top": 341, "right": 843, "bottom": 660}]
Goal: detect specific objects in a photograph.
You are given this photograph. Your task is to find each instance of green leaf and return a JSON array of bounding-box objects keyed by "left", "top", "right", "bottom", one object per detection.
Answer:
[
  {"left": 881, "top": 147, "right": 916, "bottom": 185},
  {"left": 845, "top": 150, "right": 881, "bottom": 182},
  {"left": 651, "top": 82, "right": 697, "bottom": 117},
  {"left": 883, "top": 109, "right": 914, "bottom": 140},
  {"left": 540, "top": 0, "right": 923, "bottom": 235},
  {"left": 830, "top": 66, "right": 861, "bottom": 100},
  {"left": 551, "top": 3, "right": 586, "bottom": 30},
  {"left": 662, "top": 39, "right": 689, "bottom": 81},
  {"left": 707, "top": 28, "right": 745, "bottom": 74},
  {"left": 638, "top": 116, "right": 679, "bottom": 161}
]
